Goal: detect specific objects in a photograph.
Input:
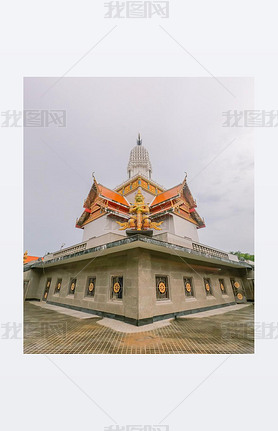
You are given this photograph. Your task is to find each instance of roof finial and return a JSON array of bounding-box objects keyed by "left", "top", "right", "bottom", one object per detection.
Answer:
[{"left": 137, "top": 132, "right": 142, "bottom": 145}]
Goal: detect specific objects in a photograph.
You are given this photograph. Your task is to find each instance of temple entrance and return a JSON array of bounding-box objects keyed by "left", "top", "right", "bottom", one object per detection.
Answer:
[{"left": 42, "top": 278, "right": 51, "bottom": 301}]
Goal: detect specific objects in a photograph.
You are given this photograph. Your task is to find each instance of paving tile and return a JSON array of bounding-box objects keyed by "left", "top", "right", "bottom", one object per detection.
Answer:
[{"left": 24, "top": 301, "right": 254, "bottom": 354}]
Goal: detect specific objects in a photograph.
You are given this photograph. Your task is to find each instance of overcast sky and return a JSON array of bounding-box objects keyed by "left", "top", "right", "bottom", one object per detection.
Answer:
[{"left": 24, "top": 77, "right": 254, "bottom": 256}]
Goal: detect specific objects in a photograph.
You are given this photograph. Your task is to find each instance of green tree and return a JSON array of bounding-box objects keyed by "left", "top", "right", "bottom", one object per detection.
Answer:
[{"left": 229, "top": 251, "right": 254, "bottom": 262}]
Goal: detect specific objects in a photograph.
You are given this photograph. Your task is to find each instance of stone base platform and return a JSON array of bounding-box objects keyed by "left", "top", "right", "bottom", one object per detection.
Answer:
[{"left": 126, "top": 229, "right": 153, "bottom": 236}]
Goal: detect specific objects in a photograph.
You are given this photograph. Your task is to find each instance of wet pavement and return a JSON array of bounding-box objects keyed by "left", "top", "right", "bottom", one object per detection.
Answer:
[{"left": 24, "top": 301, "right": 254, "bottom": 354}]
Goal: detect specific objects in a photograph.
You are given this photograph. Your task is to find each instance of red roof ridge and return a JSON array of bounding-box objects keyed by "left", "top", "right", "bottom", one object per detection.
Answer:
[
  {"left": 98, "top": 184, "right": 130, "bottom": 207},
  {"left": 150, "top": 183, "right": 183, "bottom": 207}
]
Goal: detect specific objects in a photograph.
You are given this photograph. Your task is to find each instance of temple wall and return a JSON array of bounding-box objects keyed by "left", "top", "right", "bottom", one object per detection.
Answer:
[
  {"left": 29, "top": 252, "right": 139, "bottom": 321},
  {"left": 172, "top": 214, "right": 199, "bottom": 241},
  {"left": 82, "top": 215, "right": 123, "bottom": 241},
  {"left": 82, "top": 205, "right": 199, "bottom": 244},
  {"left": 137, "top": 250, "right": 238, "bottom": 320},
  {"left": 152, "top": 214, "right": 175, "bottom": 235},
  {"left": 24, "top": 248, "right": 249, "bottom": 325},
  {"left": 24, "top": 269, "right": 42, "bottom": 300},
  {"left": 154, "top": 213, "right": 199, "bottom": 241}
]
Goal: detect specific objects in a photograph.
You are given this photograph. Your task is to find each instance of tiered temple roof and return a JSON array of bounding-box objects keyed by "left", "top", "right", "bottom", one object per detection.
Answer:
[
  {"left": 150, "top": 177, "right": 205, "bottom": 228},
  {"left": 76, "top": 175, "right": 205, "bottom": 229},
  {"left": 76, "top": 134, "right": 205, "bottom": 230},
  {"left": 76, "top": 178, "right": 130, "bottom": 228}
]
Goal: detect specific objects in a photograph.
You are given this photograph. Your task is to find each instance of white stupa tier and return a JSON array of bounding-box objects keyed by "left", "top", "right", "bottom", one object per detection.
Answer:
[{"left": 127, "top": 133, "right": 152, "bottom": 179}]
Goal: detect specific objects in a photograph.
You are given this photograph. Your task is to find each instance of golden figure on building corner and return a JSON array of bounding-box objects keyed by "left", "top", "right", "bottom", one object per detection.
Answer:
[{"left": 117, "top": 188, "right": 163, "bottom": 233}]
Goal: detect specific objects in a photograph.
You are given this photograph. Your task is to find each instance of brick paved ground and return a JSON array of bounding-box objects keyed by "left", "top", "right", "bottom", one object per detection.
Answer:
[{"left": 24, "top": 302, "right": 254, "bottom": 354}]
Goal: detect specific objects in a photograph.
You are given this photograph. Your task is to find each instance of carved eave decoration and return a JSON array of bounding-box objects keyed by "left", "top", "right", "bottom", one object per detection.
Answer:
[{"left": 76, "top": 178, "right": 131, "bottom": 229}]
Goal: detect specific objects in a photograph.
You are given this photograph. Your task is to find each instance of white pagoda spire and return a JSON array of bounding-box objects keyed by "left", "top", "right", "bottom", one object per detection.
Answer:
[{"left": 127, "top": 133, "right": 152, "bottom": 179}]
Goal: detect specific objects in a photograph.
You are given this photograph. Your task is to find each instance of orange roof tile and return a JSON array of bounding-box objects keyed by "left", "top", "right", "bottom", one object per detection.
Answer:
[
  {"left": 150, "top": 184, "right": 182, "bottom": 207},
  {"left": 24, "top": 256, "right": 43, "bottom": 264},
  {"left": 98, "top": 184, "right": 130, "bottom": 207}
]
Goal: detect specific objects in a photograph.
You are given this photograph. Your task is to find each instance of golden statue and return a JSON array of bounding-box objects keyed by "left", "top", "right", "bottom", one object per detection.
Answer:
[
  {"left": 117, "top": 189, "right": 163, "bottom": 231},
  {"left": 23, "top": 251, "right": 28, "bottom": 265}
]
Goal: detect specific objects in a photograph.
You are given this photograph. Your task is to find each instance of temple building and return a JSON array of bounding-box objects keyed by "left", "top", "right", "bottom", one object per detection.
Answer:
[
  {"left": 76, "top": 134, "right": 204, "bottom": 243},
  {"left": 24, "top": 134, "right": 254, "bottom": 326}
]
